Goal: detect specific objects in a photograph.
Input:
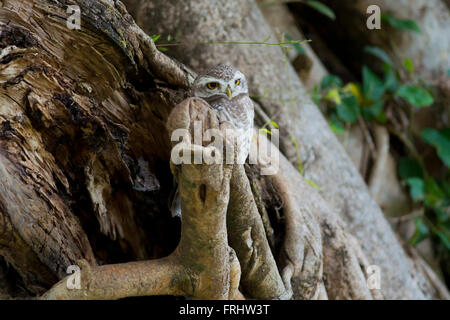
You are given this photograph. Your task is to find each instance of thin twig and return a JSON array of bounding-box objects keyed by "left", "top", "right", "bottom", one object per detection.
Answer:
[{"left": 156, "top": 39, "right": 311, "bottom": 48}]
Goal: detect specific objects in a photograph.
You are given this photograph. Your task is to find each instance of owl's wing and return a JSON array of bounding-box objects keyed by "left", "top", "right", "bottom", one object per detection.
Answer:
[{"left": 233, "top": 94, "right": 255, "bottom": 131}]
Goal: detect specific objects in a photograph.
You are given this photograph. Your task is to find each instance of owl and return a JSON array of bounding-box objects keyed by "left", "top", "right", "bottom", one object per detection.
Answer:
[
  {"left": 192, "top": 64, "right": 255, "bottom": 164},
  {"left": 170, "top": 65, "right": 255, "bottom": 217}
]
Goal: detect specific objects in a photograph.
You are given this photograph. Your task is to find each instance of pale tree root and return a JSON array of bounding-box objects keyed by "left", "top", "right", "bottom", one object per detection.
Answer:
[
  {"left": 227, "top": 164, "right": 288, "bottom": 299},
  {"left": 41, "top": 144, "right": 240, "bottom": 300},
  {"left": 251, "top": 132, "right": 384, "bottom": 300},
  {"left": 167, "top": 97, "right": 290, "bottom": 299},
  {"left": 274, "top": 152, "right": 384, "bottom": 300}
]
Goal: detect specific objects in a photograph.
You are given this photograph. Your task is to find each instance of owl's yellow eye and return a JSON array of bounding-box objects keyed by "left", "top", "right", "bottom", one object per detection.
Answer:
[
  {"left": 207, "top": 82, "right": 219, "bottom": 90},
  {"left": 235, "top": 79, "right": 240, "bottom": 86}
]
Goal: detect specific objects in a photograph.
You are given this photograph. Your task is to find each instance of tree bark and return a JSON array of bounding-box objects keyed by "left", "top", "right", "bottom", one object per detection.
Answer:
[
  {"left": 129, "top": 0, "right": 446, "bottom": 299},
  {"left": 0, "top": 0, "right": 447, "bottom": 300},
  {"left": 0, "top": 0, "right": 189, "bottom": 296}
]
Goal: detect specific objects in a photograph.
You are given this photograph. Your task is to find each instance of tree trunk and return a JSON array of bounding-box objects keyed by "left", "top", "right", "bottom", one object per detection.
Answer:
[
  {"left": 0, "top": 0, "right": 447, "bottom": 300},
  {"left": 128, "top": 0, "right": 446, "bottom": 299}
]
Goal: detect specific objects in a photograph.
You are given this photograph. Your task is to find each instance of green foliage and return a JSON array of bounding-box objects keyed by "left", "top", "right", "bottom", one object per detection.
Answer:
[
  {"left": 269, "top": 120, "right": 279, "bottom": 129},
  {"left": 403, "top": 58, "right": 414, "bottom": 73},
  {"left": 383, "top": 67, "right": 398, "bottom": 92},
  {"left": 434, "top": 229, "right": 450, "bottom": 251},
  {"left": 313, "top": 56, "right": 434, "bottom": 131},
  {"left": 337, "top": 96, "right": 359, "bottom": 123},
  {"left": 311, "top": 44, "right": 449, "bottom": 252},
  {"left": 321, "top": 74, "right": 343, "bottom": 89},
  {"left": 305, "top": 0, "right": 335, "bottom": 20},
  {"left": 407, "top": 178, "right": 425, "bottom": 201},
  {"left": 305, "top": 179, "right": 321, "bottom": 190},
  {"left": 398, "top": 158, "right": 423, "bottom": 180},
  {"left": 363, "top": 66, "right": 385, "bottom": 101},
  {"left": 152, "top": 34, "right": 173, "bottom": 52},
  {"left": 329, "top": 113, "right": 346, "bottom": 134},
  {"left": 312, "top": 85, "right": 321, "bottom": 105},
  {"left": 381, "top": 13, "right": 421, "bottom": 33},
  {"left": 421, "top": 129, "right": 450, "bottom": 166},
  {"left": 290, "top": 134, "right": 303, "bottom": 175},
  {"left": 396, "top": 85, "right": 434, "bottom": 107},
  {"left": 361, "top": 101, "right": 386, "bottom": 123},
  {"left": 259, "top": 127, "right": 273, "bottom": 136},
  {"left": 259, "top": 119, "right": 280, "bottom": 136},
  {"left": 402, "top": 173, "right": 450, "bottom": 247},
  {"left": 409, "top": 217, "right": 430, "bottom": 246}
]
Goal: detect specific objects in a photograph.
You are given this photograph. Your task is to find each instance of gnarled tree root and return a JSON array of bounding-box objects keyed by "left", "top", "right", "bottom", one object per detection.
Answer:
[
  {"left": 167, "top": 97, "right": 289, "bottom": 300},
  {"left": 227, "top": 164, "right": 288, "bottom": 299},
  {"left": 41, "top": 145, "right": 240, "bottom": 300}
]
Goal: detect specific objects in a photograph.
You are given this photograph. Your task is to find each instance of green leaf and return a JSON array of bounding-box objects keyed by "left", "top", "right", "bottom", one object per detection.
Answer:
[
  {"left": 442, "top": 180, "right": 450, "bottom": 197},
  {"left": 329, "top": 114, "right": 346, "bottom": 134},
  {"left": 259, "top": 128, "right": 272, "bottom": 136},
  {"left": 434, "top": 207, "right": 449, "bottom": 224},
  {"left": 364, "top": 46, "right": 392, "bottom": 66},
  {"left": 396, "top": 85, "right": 434, "bottom": 107},
  {"left": 269, "top": 120, "right": 279, "bottom": 129},
  {"left": 337, "top": 96, "right": 359, "bottom": 124},
  {"left": 151, "top": 35, "right": 161, "bottom": 42},
  {"left": 343, "top": 83, "right": 363, "bottom": 104},
  {"left": 432, "top": 227, "right": 450, "bottom": 250},
  {"left": 306, "top": 0, "right": 336, "bottom": 20},
  {"left": 290, "top": 134, "right": 303, "bottom": 175},
  {"left": 306, "top": 179, "right": 321, "bottom": 189},
  {"left": 382, "top": 13, "right": 421, "bottom": 34},
  {"left": 325, "top": 88, "right": 341, "bottom": 105},
  {"left": 362, "top": 101, "right": 385, "bottom": 122},
  {"left": 441, "top": 128, "right": 450, "bottom": 140},
  {"left": 383, "top": 68, "right": 398, "bottom": 92},
  {"left": 403, "top": 58, "right": 414, "bottom": 73},
  {"left": 407, "top": 178, "right": 425, "bottom": 201},
  {"left": 362, "top": 66, "right": 385, "bottom": 101},
  {"left": 409, "top": 217, "right": 429, "bottom": 246},
  {"left": 421, "top": 129, "right": 450, "bottom": 166},
  {"left": 424, "top": 177, "right": 445, "bottom": 207},
  {"left": 312, "top": 85, "right": 321, "bottom": 105},
  {"left": 321, "top": 74, "right": 342, "bottom": 89},
  {"left": 398, "top": 158, "right": 423, "bottom": 180}
]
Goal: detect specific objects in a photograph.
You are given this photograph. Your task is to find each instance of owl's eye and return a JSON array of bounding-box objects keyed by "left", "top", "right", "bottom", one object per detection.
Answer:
[
  {"left": 207, "top": 82, "right": 219, "bottom": 90},
  {"left": 235, "top": 79, "right": 240, "bottom": 86}
]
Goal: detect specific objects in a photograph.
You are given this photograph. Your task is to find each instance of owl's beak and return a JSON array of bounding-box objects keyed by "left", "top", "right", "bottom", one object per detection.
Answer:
[{"left": 226, "top": 86, "right": 232, "bottom": 100}]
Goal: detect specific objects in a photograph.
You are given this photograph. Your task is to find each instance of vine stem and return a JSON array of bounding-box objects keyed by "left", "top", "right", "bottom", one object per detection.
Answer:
[{"left": 156, "top": 39, "right": 311, "bottom": 48}]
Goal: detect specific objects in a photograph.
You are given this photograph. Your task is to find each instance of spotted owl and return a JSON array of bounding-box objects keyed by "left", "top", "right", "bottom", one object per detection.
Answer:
[
  {"left": 170, "top": 65, "right": 255, "bottom": 217},
  {"left": 192, "top": 64, "right": 255, "bottom": 164}
]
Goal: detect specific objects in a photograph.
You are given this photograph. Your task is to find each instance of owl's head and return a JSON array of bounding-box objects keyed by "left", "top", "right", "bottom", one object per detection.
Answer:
[{"left": 192, "top": 64, "right": 248, "bottom": 101}]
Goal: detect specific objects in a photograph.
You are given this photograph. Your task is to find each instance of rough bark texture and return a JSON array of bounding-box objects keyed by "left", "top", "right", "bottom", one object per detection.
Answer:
[
  {"left": 257, "top": 2, "right": 327, "bottom": 90},
  {"left": 0, "top": 0, "right": 188, "bottom": 296},
  {"left": 0, "top": 0, "right": 447, "bottom": 300},
  {"left": 129, "top": 0, "right": 444, "bottom": 299}
]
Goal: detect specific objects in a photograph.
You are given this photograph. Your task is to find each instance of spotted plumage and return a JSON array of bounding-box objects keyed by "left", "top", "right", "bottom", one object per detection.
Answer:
[
  {"left": 170, "top": 65, "right": 255, "bottom": 218},
  {"left": 192, "top": 64, "right": 254, "bottom": 164}
]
